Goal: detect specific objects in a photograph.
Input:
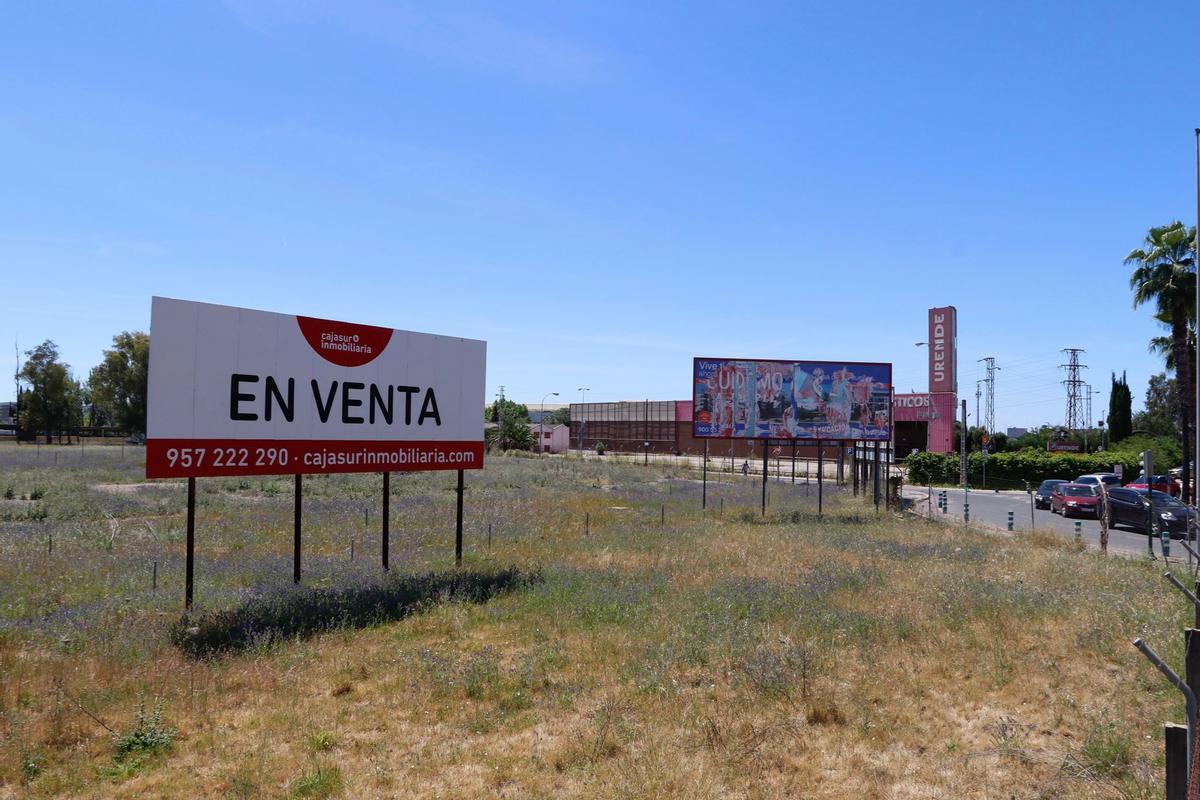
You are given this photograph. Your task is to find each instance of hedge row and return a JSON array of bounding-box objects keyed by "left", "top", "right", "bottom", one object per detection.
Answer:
[{"left": 905, "top": 450, "right": 1145, "bottom": 489}]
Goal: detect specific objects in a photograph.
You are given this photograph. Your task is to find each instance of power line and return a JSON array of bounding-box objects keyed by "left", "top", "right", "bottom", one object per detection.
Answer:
[
  {"left": 991, "top": 365, "right": 1064, "bottom": 383},
  {"left": 996, "top": 395, "right": 1074, "bottom": 410}
]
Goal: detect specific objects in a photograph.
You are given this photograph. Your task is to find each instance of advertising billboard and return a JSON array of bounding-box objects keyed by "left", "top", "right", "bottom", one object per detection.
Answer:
[
  {"left": 928, "top": 306, "right": 957, "bottom": 394},
  {"left": 692, "top": 358, "right": 892, "bottom": 441},
  {"left": 146, "top": 297, "right": 486, "bottom": 479}
]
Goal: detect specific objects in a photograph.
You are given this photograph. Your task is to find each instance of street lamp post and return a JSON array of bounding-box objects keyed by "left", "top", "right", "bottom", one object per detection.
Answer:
[
  {"left": 540, "top": 392, "right": 559, "bottom": 456},
  {"left": 494, "top": 390, "right": 504, "bottom": 451},
  {"left": 1190, "top": 128, "right": 1200, "bottom": 506}
]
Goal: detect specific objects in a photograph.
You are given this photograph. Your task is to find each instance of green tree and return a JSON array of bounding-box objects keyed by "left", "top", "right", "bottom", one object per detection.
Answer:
[
  {"left": 549, "top": 407, "right": 571, "bottom": 426},
  {"left": 87, "top": 331, "right": 150, "bottom": 432},
  {"left": 485, "top": 416, "right": 533, "bottom": 451},
  {"left": 1107, "top": 371, "right": 1133, "bottom": 442},
  {"left": 485, "top": 397, "right": 532, "bottom": 451},
  {"left": 1127, "top": 220, "right": 1196, "bottom": 501},
  {"left": 1132, "top": 372, "right": 1180, "bottom": 438},
  {"left": 485, "top": 398, "right": 530, "bottom": 424},
  {"left": 18, "top": 341, "right": 83, "bottom": 444},
  {"left": 961, "top": 425, "right": 1006, "bottom": 454}
]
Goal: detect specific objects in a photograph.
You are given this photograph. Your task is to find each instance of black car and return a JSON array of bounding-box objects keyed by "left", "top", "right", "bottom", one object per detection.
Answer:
[
  {"left": 1034, "top": 479, "right": 1068, "bottom": 510},
  {"left": 1106, "top": 488, "right": 1195, "bottom": 538}
]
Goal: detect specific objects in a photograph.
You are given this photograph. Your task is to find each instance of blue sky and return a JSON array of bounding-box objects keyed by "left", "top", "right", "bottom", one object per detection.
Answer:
[{"left": 3, "top": 1, "right": 1197, "bottom": 430}]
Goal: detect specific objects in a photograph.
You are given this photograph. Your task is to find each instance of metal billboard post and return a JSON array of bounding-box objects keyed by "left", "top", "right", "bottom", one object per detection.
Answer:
[
  {"left": 293, "top": 474, "right": 302, "bottom": 584},
  {"left": 885, "top": 441, "right": 891, "bottom": 512},
  {"left": 455, "top": 469, "right": 464, "bottom": 566},
  {"left": 873, "top": 441, "right": 881, "bottom": 510},
  {"left": 185, "top": 477, "right": 195, "bottom": 610},
  {"left": 817, "top": 439, "right": 824, "bottom": 517},
  {"left": 761, "top": 440, "right": 769, "bottom": 516},
  {"left": 382, "top": 471, "right": 390, "bottom": 572}
]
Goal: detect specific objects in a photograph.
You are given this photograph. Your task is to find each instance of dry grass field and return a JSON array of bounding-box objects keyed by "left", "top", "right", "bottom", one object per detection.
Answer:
[{"left": 0, "top": 442, "right": 1191, "bottom": 798}]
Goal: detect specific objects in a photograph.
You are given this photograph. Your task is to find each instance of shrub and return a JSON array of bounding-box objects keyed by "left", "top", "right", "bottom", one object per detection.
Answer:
[
  {"left": 594, "top": 441, "right": 607, "bottom": 455},
  {"left": 113, "top": 699, "right": 176, "bottom": 761},
  {"left": 288, "top": 765, "right": 343, "bottom": 798},
  {"left": 306, "top": 731, "right": 336, "bottom": 752},
  {"left": 170, "top": 567, "right": 540, "bottom": 658}
]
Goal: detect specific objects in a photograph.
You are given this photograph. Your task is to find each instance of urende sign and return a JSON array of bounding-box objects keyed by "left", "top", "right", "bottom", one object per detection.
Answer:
[
  {"left": 927, "top": 306, "right": 957, "bottom": 394},
  {"left": 146, "top": 297, "right": 486, "bottom": 479}
]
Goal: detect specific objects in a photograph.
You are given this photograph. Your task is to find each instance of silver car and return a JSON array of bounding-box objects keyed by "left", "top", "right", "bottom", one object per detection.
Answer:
[{"left": 1074, "top": 473, "right": 1122, "bottom": 490}]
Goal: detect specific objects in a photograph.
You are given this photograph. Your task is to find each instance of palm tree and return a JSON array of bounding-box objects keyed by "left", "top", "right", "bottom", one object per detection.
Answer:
[
  {"left": 1148, "top": 309, "right": 1196, "bottom": 374},
  {"left": 1127, "top": 220, "right": 1196, "bottom": 502}
]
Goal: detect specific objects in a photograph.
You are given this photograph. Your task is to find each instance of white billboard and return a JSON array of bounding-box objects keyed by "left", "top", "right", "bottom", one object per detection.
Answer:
[{"left": 147, "top": 297, "right": 486, "bottom": 478}]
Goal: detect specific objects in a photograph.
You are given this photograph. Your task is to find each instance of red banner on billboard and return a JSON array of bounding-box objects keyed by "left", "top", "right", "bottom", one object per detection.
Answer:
[
  {"left": 928, "top": 306, "right": 957, "bottom": 394},
  {"left": 147, "top": 439, "right": 484, "bottom": 479}
]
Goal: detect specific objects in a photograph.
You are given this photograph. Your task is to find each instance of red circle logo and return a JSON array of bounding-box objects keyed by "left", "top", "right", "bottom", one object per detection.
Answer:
[{"left": 296, "top": 316, "right": 393, "bottom": 367}]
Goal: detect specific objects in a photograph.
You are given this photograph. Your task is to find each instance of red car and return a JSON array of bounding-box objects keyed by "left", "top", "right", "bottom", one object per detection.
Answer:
[
  {"left": 1050, "top": 483, "right": 1101, "bottom": 517},
  {"left": 1125, "top": 474, "right": 1181, "bottom": 497}
]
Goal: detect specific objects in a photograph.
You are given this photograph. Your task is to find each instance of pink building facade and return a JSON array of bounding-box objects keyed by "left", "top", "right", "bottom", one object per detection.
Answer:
[{"left": 892, "top": 392, "right": 957, "bottom": 456}]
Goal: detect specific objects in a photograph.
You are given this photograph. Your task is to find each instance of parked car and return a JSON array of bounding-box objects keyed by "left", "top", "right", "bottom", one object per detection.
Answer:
[
  {"left": 1051, "top": 483, "right": 1102, "bottom": 517},
  {"left": 1125, "top": 474, "right": 1181, "bottom": 497},
  {"left": 1106, "top": 487, "right": 1194, "bottom": 537},
  {"left": 1034, "top": 479, "right": 1068, "bottom": 510},
  {"left": 1074, "top": 473, "right": 1122, "bottom": 490}
]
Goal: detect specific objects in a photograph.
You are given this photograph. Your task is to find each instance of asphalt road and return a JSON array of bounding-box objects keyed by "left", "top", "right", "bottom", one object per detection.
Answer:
[{"left": 908, "top": 487, "right": 1172, "bottom": 557}]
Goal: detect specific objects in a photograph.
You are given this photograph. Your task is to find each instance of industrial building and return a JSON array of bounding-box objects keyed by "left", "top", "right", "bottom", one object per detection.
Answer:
[
  {"left": 566, "top": 306, "right": 957, "bottom": 460},
  {"left": 568, "top": 400, "right": 841, "bottom": 459}
]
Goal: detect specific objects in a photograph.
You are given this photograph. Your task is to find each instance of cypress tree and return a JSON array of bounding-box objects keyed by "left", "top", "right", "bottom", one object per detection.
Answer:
[{"left": 1108, "top": 371, "right": 1133, "bottom": 442}]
